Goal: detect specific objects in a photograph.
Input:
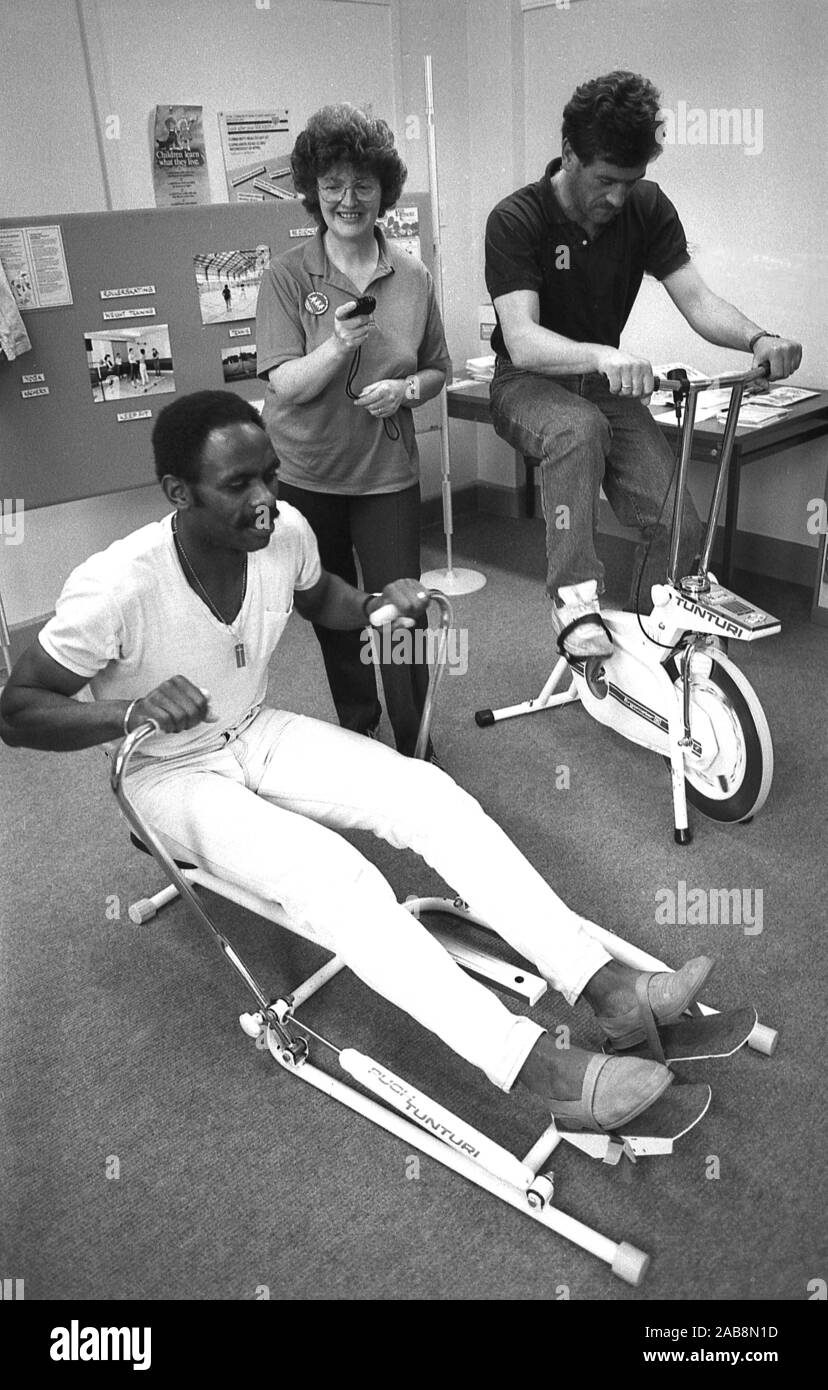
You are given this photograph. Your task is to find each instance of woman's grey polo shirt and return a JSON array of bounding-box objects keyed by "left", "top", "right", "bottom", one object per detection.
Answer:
[{"left": 257, "top": 228, "right": 451, "bottom": 495}]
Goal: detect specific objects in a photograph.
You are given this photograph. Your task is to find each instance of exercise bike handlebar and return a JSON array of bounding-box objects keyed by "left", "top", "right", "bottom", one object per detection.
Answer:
[
  {"left": 651, "top": 363, "right": 771, "bottom": 394},
  {"left": 656, "top": 363, "right": 771, "bottom": 585}
]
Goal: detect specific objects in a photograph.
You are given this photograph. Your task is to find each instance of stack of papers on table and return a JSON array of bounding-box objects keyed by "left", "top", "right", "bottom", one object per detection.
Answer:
[
  {"left": 715, "top": 384, "right": 817, "bottom": 427},
  {"left": 464, "top": 354, "right": 496, "bottom": 382},
  {"left": 715, "top": 402, "right": 788, "bottom": 428},
  {"left": 748, "top": 385, "right": 818, "bottom": 407}
]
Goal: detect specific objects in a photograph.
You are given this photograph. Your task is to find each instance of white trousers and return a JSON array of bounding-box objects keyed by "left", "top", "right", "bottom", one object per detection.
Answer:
[{"left": 125, "top": 709, "right": 612, "bottom": 1092}]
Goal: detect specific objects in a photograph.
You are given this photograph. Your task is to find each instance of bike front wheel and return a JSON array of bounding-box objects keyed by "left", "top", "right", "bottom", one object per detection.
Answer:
[{"left": 664, "top": 647, "right": 774, "bottom": 823}]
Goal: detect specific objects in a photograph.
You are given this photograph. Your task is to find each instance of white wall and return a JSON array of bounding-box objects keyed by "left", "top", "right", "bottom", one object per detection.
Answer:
[
  {"left": 1, "top": 486, "right": 168, "bottom": 627},
  {"left": 0, "top": 1, "right": 108, "bottom": 216},
  {"left": 79, "top": 0, "right": 398, "bottom": 212}
]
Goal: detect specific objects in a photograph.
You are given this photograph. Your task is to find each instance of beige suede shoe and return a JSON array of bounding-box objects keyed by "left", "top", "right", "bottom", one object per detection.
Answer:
[
  {"left": 597, "top": 957, "right": 716, "bottom": 1058},
  {"left": 549, "top": 1052, "right": 674, "bottom": 1133}
]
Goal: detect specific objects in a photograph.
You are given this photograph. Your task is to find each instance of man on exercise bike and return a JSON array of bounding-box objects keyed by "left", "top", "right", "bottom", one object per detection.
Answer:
[
  {"left": 1, "top": 390, "right": 715, "bottom": 1134},
  {"left": 485, "top": 70, "right": 802, "bottom": 658}
]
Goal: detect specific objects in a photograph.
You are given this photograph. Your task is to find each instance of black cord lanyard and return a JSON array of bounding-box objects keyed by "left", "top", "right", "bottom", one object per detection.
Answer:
[{"left": 345, "top": 346, "right": 401, "bottom": 442}]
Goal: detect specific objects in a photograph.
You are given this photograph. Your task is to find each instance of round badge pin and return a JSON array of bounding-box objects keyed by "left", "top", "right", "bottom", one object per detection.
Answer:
[{"left": 304, "top": 291, "right": 329, "bottom": 315}]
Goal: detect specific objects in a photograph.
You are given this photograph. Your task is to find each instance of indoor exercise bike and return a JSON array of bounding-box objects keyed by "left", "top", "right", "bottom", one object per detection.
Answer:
[
  {"left": 113, "top": 591, "right": 776, "bottom": 1289},
  {"left": 476, "top": 365, "right": 780, "bottom": 843}
]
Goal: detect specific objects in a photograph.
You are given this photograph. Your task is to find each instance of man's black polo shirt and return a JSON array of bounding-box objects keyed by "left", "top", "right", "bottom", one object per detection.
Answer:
[{"left": 485, "top": 157, "right": 690, "bottom": 359}]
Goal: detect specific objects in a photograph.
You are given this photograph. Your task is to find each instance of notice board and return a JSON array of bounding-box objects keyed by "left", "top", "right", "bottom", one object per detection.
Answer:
[{"left": 0, "top": 196, "right": 434, "bottom": 510}]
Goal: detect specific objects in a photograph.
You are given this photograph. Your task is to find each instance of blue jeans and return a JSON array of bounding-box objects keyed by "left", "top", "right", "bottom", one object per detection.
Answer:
[{"left": 489, "top": 359, "right": 704, "bottom": 607}]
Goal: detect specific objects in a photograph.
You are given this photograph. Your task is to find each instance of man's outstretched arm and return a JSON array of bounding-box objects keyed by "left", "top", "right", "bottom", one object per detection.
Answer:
[
  {"left": 662, "top": 262, "right": 802, "bottom": 378},
  {"left": 293, "top": 571, "right": 429, "bottom": 631},
  {"left": 494, "top": 289, "right": 657, "bottom": 396},
  {"left": 0, "top": 643, "right": 213, "bottom": 751}
]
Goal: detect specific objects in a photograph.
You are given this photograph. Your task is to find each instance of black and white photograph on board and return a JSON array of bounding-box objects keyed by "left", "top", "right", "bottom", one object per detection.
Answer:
[
  {"left": 193, "top": 246, "right": 270, "bottom": 324},
  {"left": 85, "top": 325, "right": 175, "bottom": 403},
  {"left": 221, "top": 343, "right": 258, "bottom": 382},
  {"left": 379, "top": 206, "right": 421, "bottom": 259}
]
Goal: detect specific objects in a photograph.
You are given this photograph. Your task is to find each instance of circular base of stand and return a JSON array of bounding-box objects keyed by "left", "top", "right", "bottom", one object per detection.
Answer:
[{"left": 420, "top": 567, "right": 487, "bottom": 596}]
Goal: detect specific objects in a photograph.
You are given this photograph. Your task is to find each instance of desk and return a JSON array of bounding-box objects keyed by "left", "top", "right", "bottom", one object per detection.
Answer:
[{"left": 447, "top": 381, "right": 828, "bottom": 587}]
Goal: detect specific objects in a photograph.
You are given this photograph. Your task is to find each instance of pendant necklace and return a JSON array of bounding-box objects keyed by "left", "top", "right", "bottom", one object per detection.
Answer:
[{"left": 172, "top": 514, "right": 248, "bottom": 668}]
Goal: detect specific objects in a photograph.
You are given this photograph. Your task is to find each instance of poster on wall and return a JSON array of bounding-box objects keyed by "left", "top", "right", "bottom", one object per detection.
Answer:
[
  {"left": 152, "top": 105, "right": 209, "bottom": 207},
  {"left": 218, "top": 111, "right": 297, "bottom": 203},
  {"left": 0, "top": 225, "right": 73, "bottom": 308},
  {"left": 379, "top": 207, "right": 421, "bottom": 260},
  {"left": 193, "top": 247, "right": 270, "bottom": 324},
  {"left": 85, "top": 325, "right": 176, "bottom": 404}
]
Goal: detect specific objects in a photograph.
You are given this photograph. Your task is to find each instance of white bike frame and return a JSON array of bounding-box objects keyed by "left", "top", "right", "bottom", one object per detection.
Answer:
[{"left": 477, "top": 367, "right": 781, "bottom": 841}]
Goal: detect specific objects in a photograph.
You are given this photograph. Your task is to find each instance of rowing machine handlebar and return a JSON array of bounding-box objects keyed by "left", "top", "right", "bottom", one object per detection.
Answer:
[
  {"left": 368, "top": 589, "right": 454, "bottom": 761},
  {"left": 368, "top": 588, "right": 452, "bottom": 631},
  {"left": 111, "top": 718, "right": 160, "bottom": 795}
]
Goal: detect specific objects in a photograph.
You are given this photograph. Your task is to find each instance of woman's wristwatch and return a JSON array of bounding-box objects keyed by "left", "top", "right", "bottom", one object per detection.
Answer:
[{"left": 403, "top": 374, "right": 420, "bottom": 403}]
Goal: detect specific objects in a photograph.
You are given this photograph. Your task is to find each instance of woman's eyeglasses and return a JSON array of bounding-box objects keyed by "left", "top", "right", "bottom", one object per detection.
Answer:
[{"left": 317, "top": 180, "right": 380, "bottom": 203}]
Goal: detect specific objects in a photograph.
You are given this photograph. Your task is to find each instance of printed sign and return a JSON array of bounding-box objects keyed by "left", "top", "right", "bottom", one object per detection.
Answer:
[
  {"left": 0, "top": 225, "right": 73, "bottom": 309},
  {"left": 100, "top": 286, "right": 156, "bottom": 299},
  {"left": 102, "top": 308, "right": 157, "bottom": 321}
]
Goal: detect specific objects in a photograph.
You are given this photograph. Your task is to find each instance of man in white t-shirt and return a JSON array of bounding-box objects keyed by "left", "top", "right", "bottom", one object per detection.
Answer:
[{"left": 1, "top": 390, "right": 715, "bottom": 1134}]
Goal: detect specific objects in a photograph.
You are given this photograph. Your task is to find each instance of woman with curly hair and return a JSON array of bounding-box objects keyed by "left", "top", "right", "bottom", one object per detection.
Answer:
[{"left": 256, "top": 104, "right": 451, "bottom": 757}]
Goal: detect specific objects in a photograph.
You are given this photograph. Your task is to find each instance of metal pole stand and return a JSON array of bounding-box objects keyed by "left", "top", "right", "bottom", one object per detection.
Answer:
[{"left": 419, "top": 53, "right": 485, "bottom": 598}]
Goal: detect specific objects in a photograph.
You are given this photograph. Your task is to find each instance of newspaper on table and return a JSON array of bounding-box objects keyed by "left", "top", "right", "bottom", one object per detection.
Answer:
[
  {"left": 715, "top": 403, "right": 788, "bottom": 429},
  {"left": 749, "top": 386, "right": 818, "bottom": 408}
]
